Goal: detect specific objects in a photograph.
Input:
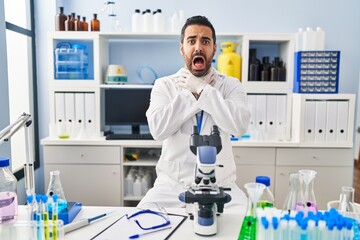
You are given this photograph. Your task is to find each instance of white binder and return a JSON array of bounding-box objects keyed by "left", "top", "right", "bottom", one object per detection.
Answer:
[
  {"left": 246, "top": 94, "right": 257, "bottom": 139},
  {"left": 325, "top": 101, "right": 337, "bottom": 142},
  {"left": 276, "top": 95, "right": 287, "bottom": 140},
  {"left": 304, "top": 101, "right": 316, "bottom": 142},
  {"left": 256, "top": 95, "right": 267, "bottom": 140},
  {"left": 54, "top": 92, "right": 67, "bottom": 138},
  {"left": 64, "top": 93, "right": 76, "bottom": 138},
  {"left": 84, "top": 93, "right": 96, "bottom": 136},
  {"left": 266, "top": 95, "right": 277, "bottom": 140},
  {"left": 75, "top": 93, "right": 86, "bottom": 138},
  {"left": 336, "top": 100, "right": 349, "bottom": 142},
  {"left": 314, "top": 101, "right": 326, "bottom": 142}
]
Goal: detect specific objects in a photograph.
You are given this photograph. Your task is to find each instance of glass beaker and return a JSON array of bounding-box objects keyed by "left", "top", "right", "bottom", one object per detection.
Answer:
[
  {"left": 338, "top": 186, "right": 356, "bottom": 213},
  {"left": 299, "top": 169, "right": 317, "bottom": 214},
  {"left": 46, "top": 171, "right": 68, "bottom": 213},
  {"left": 238, "top": 182, "right": 266, "bottom": 240},
  {"left": 282, "top": 172, "right": 305, "bottom": 213}
]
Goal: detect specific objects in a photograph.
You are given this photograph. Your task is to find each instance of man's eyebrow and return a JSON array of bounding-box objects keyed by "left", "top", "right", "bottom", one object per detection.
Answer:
[
  {"left": 186, "top": 35, "right": 197, "bottom": 40},
  {"left": 186, "top": 36, "right": 212, "bottom": 41}
]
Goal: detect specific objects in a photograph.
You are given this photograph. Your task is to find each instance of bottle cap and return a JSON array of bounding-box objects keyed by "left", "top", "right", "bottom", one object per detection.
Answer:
[
  {"left": 255, "top": 176, "right": 270, "bottom": 187},
  {"left": 0, "top": 158, "right": 10, "bottom": 167}
]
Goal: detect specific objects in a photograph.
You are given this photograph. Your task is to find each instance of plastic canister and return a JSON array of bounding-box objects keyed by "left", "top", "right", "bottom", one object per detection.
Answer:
[
  {"left": 217, "top": 42, "right": 241, "bottom": 80},
  {"left": 0, "top": 158, "right": 18, "bottom": 223}
]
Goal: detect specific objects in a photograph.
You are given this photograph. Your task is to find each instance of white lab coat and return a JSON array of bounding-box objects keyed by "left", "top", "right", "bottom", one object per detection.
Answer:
[{"left": 139, "top": 68, "right": 251, "bottom": 208}]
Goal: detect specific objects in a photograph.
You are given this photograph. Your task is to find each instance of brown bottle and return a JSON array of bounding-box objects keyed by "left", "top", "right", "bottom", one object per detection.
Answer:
[
  {"left": 75, "top": 15, "right": 83, "bottom": 31},
  {"left": 82, "top": 17, "right": 88, "bottom": 31},
  {"left": 91, "top": 13, "right": 100, "bottom": 31},
  {"left": 55, "top": 7, "right": 67, "bottom": 31},
  {"left": 65, "top": 13, "right": 76, "bottom": 31}
]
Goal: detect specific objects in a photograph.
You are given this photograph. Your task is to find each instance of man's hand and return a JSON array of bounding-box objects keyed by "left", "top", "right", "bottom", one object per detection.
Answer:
[{"left": 178, "top": 68, "right": 217, "bottom": 94}]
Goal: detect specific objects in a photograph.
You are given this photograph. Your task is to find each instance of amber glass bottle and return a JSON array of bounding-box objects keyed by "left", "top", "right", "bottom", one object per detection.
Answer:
[
  {"left": 65, "top": 13, "right": 76, "bottom": 31},
  {"left": 91, "top": 14, "right": 100, "bottom": 31},
  {"left": 82, "top": 17, "right": 88, "bottom": 31},
  {"left": 55, "top": 7, "right": 67, "bottom": 31},
  {"left": 76, "top": 15, "right": 83, "bottom": 31}
]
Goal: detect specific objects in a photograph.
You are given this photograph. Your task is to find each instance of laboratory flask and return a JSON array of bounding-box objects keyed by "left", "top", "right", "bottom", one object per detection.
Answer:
[
  {"left": 0, "top": 158, "right": 18, "bottom": 223},
  {"left": 299, "top": 169, "right": 318, "bottom": 214},
  {"left": 238, "top": 182, "right": 265, "bottom": 240},
  {"left": 282, "top": 172, "right": 305, "bottom": 213},
  {"left": 46, "top": 170, "right": 68, "bottom": 213},
  {"left": 338, "top": 186, "right": 357, "bottom": 214},
  {"left": 255, "top": 176, "right": 274, "bottom": 208}
]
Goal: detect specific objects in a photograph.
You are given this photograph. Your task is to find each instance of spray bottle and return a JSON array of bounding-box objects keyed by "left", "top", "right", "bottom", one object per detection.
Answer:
[{"left": 217, "top": 42, "right": 241, "bottom": 80}]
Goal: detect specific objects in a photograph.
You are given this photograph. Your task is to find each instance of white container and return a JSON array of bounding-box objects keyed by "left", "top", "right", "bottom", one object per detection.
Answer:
[
  {"left": 142, "top": 9, "right": 153, "bottom": 33},
  {"left": 295, "top": 28, "right": 303, "bottom": 52},
  {"left": 315, "top": 27, "right": 326, "bottom": 51},
  {"left": 0, "top": 158, "right": 18, "bottom": 223},
  {"left": 124, "top": 174, "right": 134, "bottom": 196},
  {"left": 154, "top": 9, "right": 165, "bottom": 33},
  {"left": 302, "top": 27, "right": 316, "bottom": 51},
  {"left": 170, "top": 12, "right": 179, "bottom": 33},
  {"left": 131, "top": 9, "right": 142, "bottom": 32},
  {"left": 133, "top": 178, "right": 142, "bottom": 196},
  {"left": 141, "top": 177, "right": 148, "bottom": 195}
]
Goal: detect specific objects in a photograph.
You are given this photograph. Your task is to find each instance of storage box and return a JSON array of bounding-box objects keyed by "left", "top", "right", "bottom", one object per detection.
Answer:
[{"left": 293, "top": 51, "right": 340, "bottom": 93}]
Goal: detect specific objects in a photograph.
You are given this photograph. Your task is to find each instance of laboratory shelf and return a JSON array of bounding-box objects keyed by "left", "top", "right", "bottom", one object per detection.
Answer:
[
  {"left": 123, "top": 196, "right": 144, "bottom": 201},
  {"left": 123, "top": 159, "right": 157, "bottom": 167}
]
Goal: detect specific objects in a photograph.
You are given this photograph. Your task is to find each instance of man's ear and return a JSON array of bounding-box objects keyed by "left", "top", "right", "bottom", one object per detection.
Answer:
[{"left": 180, "top": 43, "right": 184, "bottom": 55}]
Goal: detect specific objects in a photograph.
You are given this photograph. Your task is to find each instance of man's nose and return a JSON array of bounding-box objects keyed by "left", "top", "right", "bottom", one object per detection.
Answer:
[{"left": 194, "top": 42, "right": 203, "bottom": 52}]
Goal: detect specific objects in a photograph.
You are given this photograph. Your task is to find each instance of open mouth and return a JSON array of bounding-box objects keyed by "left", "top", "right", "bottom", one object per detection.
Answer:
[{"left": 192, "top": 56, "right": 205, "bottom": 70}]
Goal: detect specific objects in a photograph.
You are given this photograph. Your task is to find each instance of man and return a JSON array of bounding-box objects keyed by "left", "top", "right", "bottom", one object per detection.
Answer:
[{"left": 138, "top": 16, "right": 251, "bottom": 208}]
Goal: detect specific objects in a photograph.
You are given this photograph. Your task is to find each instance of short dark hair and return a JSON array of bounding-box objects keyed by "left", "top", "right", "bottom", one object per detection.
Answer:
[{"left": 180, "top": 15, "right": 216, "bottom": 44}]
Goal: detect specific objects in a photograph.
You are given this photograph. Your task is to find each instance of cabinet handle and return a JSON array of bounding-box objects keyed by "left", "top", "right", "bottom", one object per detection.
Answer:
[
  {"left": 80, "top": 153, "right": 85, "bottom": 157},
  {"left": 312, "top": 156, "right": 318, "bottom": 160}
]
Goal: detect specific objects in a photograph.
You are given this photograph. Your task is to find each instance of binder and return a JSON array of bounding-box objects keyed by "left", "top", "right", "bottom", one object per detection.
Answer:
[
  {"left": 325, "top": 101, "right": 337, "bottom": 142},
  {"left": 314, "top": 101, "right": 326, "bottom": 142},
  {"left": 84, "top": 93, "right": 96, "bottom": 136},
  {"left": 54, "top": 92, "right": 67, "bottom": 138},
  {"left": 266, "top": 95, "right": 277, "bottom": 140},
  {"left": 256, "top": 95, "right": 267, "bottom": 140},
  {"left": 303, "top": 100, "right": 316, "bottom": 142},
  {"left": 336, "top": 100, "right": 349, "bottom": 142},
  {"left": 75, "top": 93, "right": 85, "bottom": 138},
  {"left": 65, "top": 93, "right": 75, "bottom": 138},
  {"left": 246, "top": 94, "right": 257, "bottom": 139},
  {"left": 276, "top": 95, "right": 287, "bottom": 140}
]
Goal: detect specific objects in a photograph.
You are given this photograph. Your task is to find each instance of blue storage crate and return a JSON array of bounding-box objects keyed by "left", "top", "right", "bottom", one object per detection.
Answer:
[{"left": 293, "top": 51, "right": 340, "bottom": 93}]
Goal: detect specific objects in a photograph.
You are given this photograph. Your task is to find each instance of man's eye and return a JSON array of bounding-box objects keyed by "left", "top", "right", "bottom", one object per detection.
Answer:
[
  {"left": 188, "top": 40, "right": 195, "bottom": 44},
  {"left": 203, "top": 40, "right": 210, "bottom": 44}
]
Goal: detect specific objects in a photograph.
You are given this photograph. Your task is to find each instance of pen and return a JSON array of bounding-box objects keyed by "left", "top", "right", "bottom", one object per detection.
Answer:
[
  {"left": 63, "top": 211, "right": 115, "bottom": 234},
  {"left": 128, "top": 225, "right": 172, "bottom": 239}
]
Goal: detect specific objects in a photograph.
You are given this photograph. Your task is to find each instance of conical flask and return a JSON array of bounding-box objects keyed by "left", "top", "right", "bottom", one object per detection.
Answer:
[
  {"left": 282, "top": 172, "right": 305, "bottom": 213},
  {"left": 47, "top": 170, "right": 68, "bottom": 213},
  {"left": 238, "top": 182, "right": 266, "bottom": 240},
  {"left": 299, "top": 169, "right": 317, "bottom": 214}
]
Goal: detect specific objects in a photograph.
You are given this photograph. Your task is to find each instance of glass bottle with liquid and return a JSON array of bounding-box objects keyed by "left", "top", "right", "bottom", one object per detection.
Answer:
[
  {"left": 46, "top": 170, "right": 68, "bottom": 213},
  {"left": 55, "top": 6, "right": 67, "bottom": 31},
  {"left": 91, "top": 13, "right": 100, "bottom": 31},
  {"left": 0, "top": 158, "right": 18, "bottom": 223},
  {"left": 282, "top": 172, "right": 305, "bottom": 213},
  {"left": 255, "top": 176, "right": 274, "bottom": 208},
  {"left": 65, "top": 13, "right": 76, "bottom": 31},
  {"left": 82, "top": 17, "right": 88, "bottom": 31}
]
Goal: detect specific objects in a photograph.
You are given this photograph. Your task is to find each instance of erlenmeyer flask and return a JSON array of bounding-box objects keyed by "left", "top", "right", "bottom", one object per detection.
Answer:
[
  {"left": 47, "top": 170, "right": 68, "bottom": 213},
  {"left": 299, "top": 169, "right": 317, "bottom": 214},
  {"left": 282, "top": 172, "right": 305, "bottom": 213},
  {"left": 238, "top": 182, "right": 266, "bottom": 240},
  {"left": 338, "top": 186, "right": 356, "bottom": 213}
]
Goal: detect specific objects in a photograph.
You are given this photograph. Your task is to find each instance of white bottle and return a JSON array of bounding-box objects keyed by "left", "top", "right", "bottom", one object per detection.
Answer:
[
  {"left": 124, "top": 174, "right": 133, "bottom": 196},
  {"left": 142, "top": 9, "right": 153, "bottom": 33},
  {"left": 131, "top": 9, "right": 142, "bottom": 32},
  {"left": 133, "top": 178, "right": 142, "bottom": 196},
  {"left": 295, "top": 28, "right": 303, "bottom": 52},
  {"left": 315, "top": 27, "right": 326, "bottom": 51},
  {"left": 0, "top": 158, "right": 18, "bottom": 223},
  {"left": 303, "top": 27, "right": 316, "bottom": 51},
  {"left": 178, "top": 10, "right": 185, "bottom": 28},
  {"left": 170, "top": 12, "right": 179, "bottom": 33},
  {"left": 140, "top": 177, "right": 148, "bottom": 195},
  {"left": 154, "top": 9, "right": 165, "bottom": 33}
]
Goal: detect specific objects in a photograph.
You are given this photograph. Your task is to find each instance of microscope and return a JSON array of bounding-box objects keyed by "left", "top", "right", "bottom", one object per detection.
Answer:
[{"left": 179, "top": 125, "right": 231, "bottom": 236}]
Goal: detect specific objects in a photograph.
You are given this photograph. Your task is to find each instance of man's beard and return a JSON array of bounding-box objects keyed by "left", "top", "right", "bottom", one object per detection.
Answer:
[{"left": 183, "top": 52, "right": 213, "bottom": 77}]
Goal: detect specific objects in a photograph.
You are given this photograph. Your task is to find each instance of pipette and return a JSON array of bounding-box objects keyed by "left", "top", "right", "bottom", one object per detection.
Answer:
[{"left": 63, "top": 211, "right": 115, "bottom": 233}]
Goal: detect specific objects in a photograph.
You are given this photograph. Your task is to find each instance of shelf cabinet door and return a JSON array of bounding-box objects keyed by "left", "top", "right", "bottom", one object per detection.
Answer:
[{"left": 44, "top": 164, "right": 121, "bottom": 206}]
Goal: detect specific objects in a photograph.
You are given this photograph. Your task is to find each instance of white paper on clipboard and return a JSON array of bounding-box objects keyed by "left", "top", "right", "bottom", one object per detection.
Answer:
[{"left": 91, "top": 209, "right": 187, "bottom": 240}]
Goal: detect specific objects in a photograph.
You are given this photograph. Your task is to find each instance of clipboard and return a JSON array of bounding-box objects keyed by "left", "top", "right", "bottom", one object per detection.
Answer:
[{"left": 90, "top": 209, "right": 187, "bottom": 240}]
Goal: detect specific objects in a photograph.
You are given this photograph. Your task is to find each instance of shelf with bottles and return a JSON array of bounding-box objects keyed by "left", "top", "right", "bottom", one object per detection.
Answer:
[{"left": 241, "top": 34, "right": 295, "bottom": 93}]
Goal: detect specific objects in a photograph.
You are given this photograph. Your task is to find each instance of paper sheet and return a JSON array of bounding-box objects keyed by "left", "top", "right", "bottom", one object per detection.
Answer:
[{"left": 91, "top": 209, "right": 187, "bottom": 240}]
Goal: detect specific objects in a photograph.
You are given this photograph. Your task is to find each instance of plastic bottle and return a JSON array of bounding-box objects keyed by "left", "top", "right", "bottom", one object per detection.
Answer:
[
  {"left": 142, "top": 9, "right": 152, "bottom": 33},
  {"left": 46, "top": 170, "right": 68, "bottom": 213},
  {"left": 295, "top": 28, "right": 303, "bottom": 52},
  {"left": 302, "top": 27, "right": 315, "bottom": 51},
  {"left": 133, "top": 178, "right": 142, "bottom": 196},
  {"left": 124, "top": 174, "right": 133, "bottom": 196},
  {"left": 217, "top": 42, "right": 241, "bottom": 80},
  {"left": 170, "top": 12, "right": 179, "bottom": 33},
  {"left": 0, "top": 158, "right": 18, "bottom": 223},
  {"left": 255, "top": 176, "right": 275, "bottom": 208},
  {"left": 154, "top": 9, "right": 165, "bottom": 33},
  {"left": 82, "top": 16, "right": 88, "bottom": 31},
  {"left": 132, "top": 9, "right": 142, "bottom": 32},
  {"left": 315, "top": 27, "right": 325, "bottom": 51},
  {"left": 261, "top": 56, "right": 271, "bottom": 81},
  {"left": 91, "top": 13, "right": 100, "bottom": 31},
  {"left": 248, "top": 48, "right": 261, "bottom": 81},
  {"left": 55, "top": 6, "right": 67, "bottom": 31}
]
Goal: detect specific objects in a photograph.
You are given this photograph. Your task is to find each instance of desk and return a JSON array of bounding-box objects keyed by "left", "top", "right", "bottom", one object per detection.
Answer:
[{"left": 18, "top": 205, "right": 246, "bottom": 240}]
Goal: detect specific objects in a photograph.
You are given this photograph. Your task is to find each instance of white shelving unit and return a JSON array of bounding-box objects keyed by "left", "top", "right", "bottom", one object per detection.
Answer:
[{"left": 43, "top": 32, "right": 356, "bottom": 208}]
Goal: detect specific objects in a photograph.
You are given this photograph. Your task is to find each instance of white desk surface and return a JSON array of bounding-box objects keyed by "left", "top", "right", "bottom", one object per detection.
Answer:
[{"left": 18, "top": 205, "right": 246, "bottom": 240}]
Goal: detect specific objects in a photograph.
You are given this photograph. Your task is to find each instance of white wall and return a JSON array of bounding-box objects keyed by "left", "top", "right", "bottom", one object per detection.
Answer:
[{"left": 34, "top": 0, "right": 360, "bottom": 193}]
